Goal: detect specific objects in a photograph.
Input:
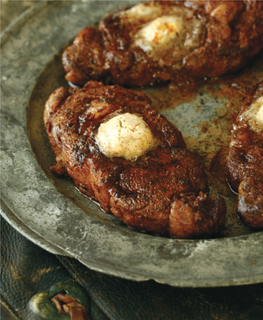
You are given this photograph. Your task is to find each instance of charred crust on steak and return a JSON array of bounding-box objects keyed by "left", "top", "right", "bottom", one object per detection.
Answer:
[
  {"left": 62, "top": 0, "right": 263, "bottom": 87},
  {"left": 44, "top": 80, "right": 226, "bottom": 238},
  {"left": 226, "top": 80, "right": 263, "bottom": 228}
]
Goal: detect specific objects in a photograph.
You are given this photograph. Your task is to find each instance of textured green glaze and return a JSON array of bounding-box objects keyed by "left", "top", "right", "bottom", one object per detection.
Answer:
[{"left": 29, "top": 279, "right": 89, "bottom": 319}]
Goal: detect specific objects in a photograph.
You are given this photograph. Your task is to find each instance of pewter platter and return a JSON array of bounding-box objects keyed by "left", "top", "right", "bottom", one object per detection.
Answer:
[{"left": 1, "top": 0, "right": 263, "bottom": 288}]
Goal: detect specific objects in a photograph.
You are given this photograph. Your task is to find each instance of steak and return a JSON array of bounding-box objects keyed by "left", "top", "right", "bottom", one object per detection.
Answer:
[
  {"left": 62, "top": 0, "right": 263, "bottom": 87},
  {"left": 226, "top": 80, "right": 263, "bottom": 228},
  {"left": 44, "top": 81, "right": 226, "bottom": 238}
]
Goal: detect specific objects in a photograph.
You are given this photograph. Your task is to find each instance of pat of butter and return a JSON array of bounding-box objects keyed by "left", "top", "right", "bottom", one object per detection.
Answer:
[
  {"left": 96, "top": 113, "right": 158, "bottom": 161},
  {"left": 257, "top": 104, "right": 263, "bottom": 124},
  {"left": 134, "top": 16, "right": 183, "bottom": 52},
  {"left": 240, "top": 96, "right": 263, "bottom": 133}
]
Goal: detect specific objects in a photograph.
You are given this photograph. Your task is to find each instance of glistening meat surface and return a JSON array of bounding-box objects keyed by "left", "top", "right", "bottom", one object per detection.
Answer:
[
  {"left": 226, "top": 80, "right": 263, "bottom": 228},
  {"left": 62, "top": 0, "right": 263, "bottom": 87},
  {"left": 44, "top": 81, "right": 226, "bottom": 238}
]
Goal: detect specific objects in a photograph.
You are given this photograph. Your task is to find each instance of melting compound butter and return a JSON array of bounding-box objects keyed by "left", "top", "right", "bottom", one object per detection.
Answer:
[
  {"left": 134, "top": 15, "right": 184, "bottom": 52},
  {"left": 118, "top": 3, "right": 203, "bottom": 56},
  {"left": 96, "top": 113, "right": 158, "bottom": 161},
  {"left": 240, "top": 96, "right": 263, "bottom": 133}
]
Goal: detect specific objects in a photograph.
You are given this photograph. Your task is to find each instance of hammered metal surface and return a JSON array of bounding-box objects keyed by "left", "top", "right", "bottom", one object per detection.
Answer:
[{"left": 1, "top": 0, "right": 263, "bottom": 287}]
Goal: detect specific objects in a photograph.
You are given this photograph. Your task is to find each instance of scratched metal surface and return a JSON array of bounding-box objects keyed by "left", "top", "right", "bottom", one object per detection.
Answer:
[{"left": 1, "top": 0, "right": 263, "bottom": 287}]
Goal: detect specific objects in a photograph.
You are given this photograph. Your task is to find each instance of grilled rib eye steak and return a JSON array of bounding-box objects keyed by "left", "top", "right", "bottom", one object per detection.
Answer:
[
  {"left": 62, "top": 0, "right": 263, "bottom": 87},
  {"left": 226, "top": 80, "right": 263, "bottom": 228},
  {"left": 44, "top": 81, "right": 226, "bottom": 238}
]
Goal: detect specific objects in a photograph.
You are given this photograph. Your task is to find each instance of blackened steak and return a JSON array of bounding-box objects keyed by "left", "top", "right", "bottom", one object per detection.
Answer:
[
  {"left": 226, "top": 80, "right": 263, "bottom": 228},
  {"left": 44, "top": 81, "right": 226, "bottom": 238},
  {"left": 62, "top": 0, "right": 263, "bottom": 87}
]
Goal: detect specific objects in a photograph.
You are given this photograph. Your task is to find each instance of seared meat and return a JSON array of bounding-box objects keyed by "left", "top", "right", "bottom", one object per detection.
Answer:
[
  {"left": 226, "top": 80, "right": 263, "bottom": 228},
  {"left": 63, "top": 0, "right": 263, "bottom": 87},
  {"left": 44, "top": 81, "right": 226, "bottom": 238}
]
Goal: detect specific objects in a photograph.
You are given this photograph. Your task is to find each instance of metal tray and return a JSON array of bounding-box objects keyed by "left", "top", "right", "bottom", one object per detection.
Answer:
[{"left": 1, "top": 0, "right": 263, "bottom": 288}]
